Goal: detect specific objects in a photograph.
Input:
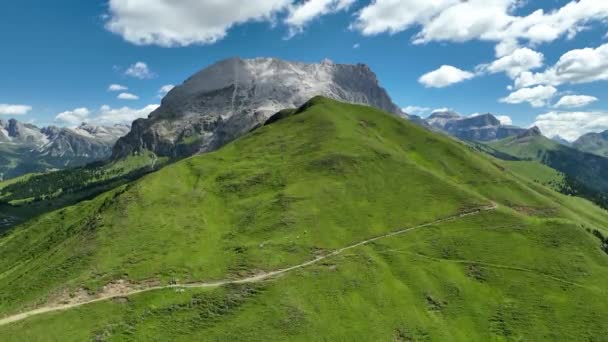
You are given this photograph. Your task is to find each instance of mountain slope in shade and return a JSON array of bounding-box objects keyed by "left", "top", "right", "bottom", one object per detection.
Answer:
[
  {"left": 572, "top": 130, "right": 608, "bottom": 157},
  {"left": 489, "top": 128, "right": 608, "bottom": 207},
  {"left": 425, "top": 111, "right": 527, "bottom": 142},
  {"left": 0, "top": 120, "right": 129, "bottom": 180},
  {"left": 1, "top": 98, "right": 608, "bottom": 340},
  {"left": 113, "top": 57, "right": 404, "bottom": 159}
]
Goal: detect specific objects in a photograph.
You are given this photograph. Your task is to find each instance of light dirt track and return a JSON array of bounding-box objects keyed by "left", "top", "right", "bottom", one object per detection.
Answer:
[{"left": 0, "top": 203, "right": 497, "bottom": 327}]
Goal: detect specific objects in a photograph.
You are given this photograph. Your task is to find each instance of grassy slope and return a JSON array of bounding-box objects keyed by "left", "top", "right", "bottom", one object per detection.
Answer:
[
  {"left": 500, "top": 160, "right": 564, "bottom": 191},
  {"left": 572, "top": 132, "right": 608, "bottom": 158},
  {"left": 489, "top": 134, "right": 608, "bottom": 193},
  {"left": 1, "top": 97, "right": 608, "bottom": 340}
]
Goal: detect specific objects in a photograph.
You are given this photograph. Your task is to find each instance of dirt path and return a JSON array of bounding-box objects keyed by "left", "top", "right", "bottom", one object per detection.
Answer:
[
  {"left": 378, "top": 250, "right": 596, "bottom": 291},
  {"left": 0, "top": 203, "right": 496, "bottom": 327}
]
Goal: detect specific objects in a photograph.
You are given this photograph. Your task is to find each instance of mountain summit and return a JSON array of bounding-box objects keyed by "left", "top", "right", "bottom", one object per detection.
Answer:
[{"left": 113, "top": 57, "right": 404, "bottom": 158}]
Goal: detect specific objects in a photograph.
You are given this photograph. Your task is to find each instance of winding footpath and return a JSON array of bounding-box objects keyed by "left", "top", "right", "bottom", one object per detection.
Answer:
[{"left": 0, "top": 203, "right": 496, "bottom": 327}]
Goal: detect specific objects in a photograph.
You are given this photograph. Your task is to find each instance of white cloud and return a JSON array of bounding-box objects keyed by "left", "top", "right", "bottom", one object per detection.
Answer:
[
  {"left": 532, "top": 111, "right": 608, "bottom": 141},
  {"left": 554, "top": 95, "right": 598, "bottom": 109},
  {"left": 496, "top": 115, "right": 513, "bottom": 125},
  {"left": 55, "top": 108, "right": 91, "bottom": 125},
  {"left": 108, "top": 84, "right": 128, "bottom": 92},
  {"left": 478, "top": 47, "right": 544, "bottom": 78},
  {"left": 500, "top": 85, "right": 557, "bottom": 107},
  {"left": 117, "top": 92, "right": 139, "bottom": 100},
  {"left": 55, "top": 105, "right": 159, "bottom": 126},
  {"left": 97, "top": 104, "right": 160, "bottom": 125},
  {"left": 353, "top": 43, "right": 360, "bottom": 49},
  {"left": 0, "top": 104, "right": 32, "bottom": 116},
  {"left": 352, "top": 0, "right": 459, "bottom": 36},
  {"left": 286, "top": 0, "right": 354, "bottom": 36},
  {"left": 158, "top": 84, "right": 175, "bottom": 98},
  {"left": 515, "top": 43, "right": 608, "bottom": 88},
  {"left": 419, "top": 65, "right": 475, "bottom": 88},
  {"left": 402, "top": 106, "right": 432, "bottom": 116},
  {"left": 105, "top": 0, "right": 291, "bottom": 47},
  {"left": 352, "top": 0, "right": 608, "bottom": 57},
  {"left": 125, "top": 62, "right": 155, "bottom": 79},
  {"left": 432, "top": 107, "right": 452, "bottom": 113}
]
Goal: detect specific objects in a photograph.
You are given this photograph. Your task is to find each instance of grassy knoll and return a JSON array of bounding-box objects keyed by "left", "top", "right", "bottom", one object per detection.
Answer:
[{"left": 0, "top": 97, "right": 607, "bottom": 340}]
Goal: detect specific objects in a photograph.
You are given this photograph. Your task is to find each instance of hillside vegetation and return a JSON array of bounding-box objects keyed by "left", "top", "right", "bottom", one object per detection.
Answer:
[
  {"left": 0, "top": 151, "right": 163, "bottom": 232},
  {"left": 489, "top": 133, "right": 608, "bottom": 209},
  {"left": 1, "top": 97, "right": 607, "bottom": 340}
]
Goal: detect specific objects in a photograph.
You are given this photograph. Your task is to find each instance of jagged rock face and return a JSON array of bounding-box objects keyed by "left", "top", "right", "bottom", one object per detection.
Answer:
[
  {"left": 425, "top": 112, "right": 527, "bottom": 142},
  {"left": 113, "top": 57, "right": 404, "bottom": 158}
]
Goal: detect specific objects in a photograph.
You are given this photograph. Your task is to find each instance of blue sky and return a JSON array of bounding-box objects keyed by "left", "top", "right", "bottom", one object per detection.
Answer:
[{"left": 1, "top": 0, "right": 607, "bottom": 140}]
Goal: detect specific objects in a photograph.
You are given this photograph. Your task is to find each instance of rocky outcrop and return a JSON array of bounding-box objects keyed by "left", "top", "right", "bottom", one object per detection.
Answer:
[{"left": 113, "top": 57, "right": 405, "bottom": 159}]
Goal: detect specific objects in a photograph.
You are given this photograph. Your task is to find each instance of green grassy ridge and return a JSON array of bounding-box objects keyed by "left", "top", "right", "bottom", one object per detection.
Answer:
[
  {"left": 572, "top": 131, "right": 608, "bottom": 158},
  {"left": 489, "top": 134, "right": 608, "bottom": 196},
  {"left": 2, "top": 210, "right": 607, "bottom": 341},
  {"left": 1, "top": 97, "right": 608, "bottom": 339}
]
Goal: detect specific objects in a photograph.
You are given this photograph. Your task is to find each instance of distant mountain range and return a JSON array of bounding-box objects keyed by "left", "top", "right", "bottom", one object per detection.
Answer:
[
  {"left": 423, "top": 110, "right": 527, "bottom": 142},
  {"left": 0, "top": 119, "right": 129, "bottom": 180},
  {"left": 2, "top": 57, "right": 607, "bottom": 194}
]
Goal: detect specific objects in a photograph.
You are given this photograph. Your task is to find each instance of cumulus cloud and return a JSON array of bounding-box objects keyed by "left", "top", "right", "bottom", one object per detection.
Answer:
[
  {"left": 108, "top": 84, "right": 128, "bottom": 92},
  {"left": 55, "top": 105, "right": 159, "bottom": 126},
  {"left": 125, "top": 62, "right": 155, "bottom": 79},
  {"left": 496, "top": 115, "right": 513, "bottom": 125},
  {"left": 402, "top": 106, "right": 432, "bottom": 116},
  {"left": 515, "top": 43, "right": 608, "bottom": 88},
  {"left": 478, "top": 48, "right": 544, "bottom": 78},
  {"left": 117, "top": 92, "right": 139, "bottom": 100},
  {"left": 55, "top": 108, "right": 91, "bottom": 125},
  {"left": 532, "top": 111, "right": 608, "bottom": 141},
  {"left": 105, "top": 0, "right": 291, "bottom": 47},
  {"left": 97, "top": 104, "right": 160, "bottom": 125},
  {"left": 419, "top": 65, "right": 475, "bottom": 88},
  {"left": 158, "top": 84, "right": 175, "bottom": 98},
  {"left": 554, "top": 95, "right": 598, "bottom": 109},
  {"left": 352, "top": 0, "right": 608, "bottom": 57},
  {"left": 500, "top": 85, "right": 557, "bottom": 107},
  {"left": 0, "top": 104, "right": 32, "bottom": 116},
  {"left": 286, "top": 0, "right": 354, "bottom": 36},
  {"left": 432, "top": 107, "right": 452, "bottom": 113}
]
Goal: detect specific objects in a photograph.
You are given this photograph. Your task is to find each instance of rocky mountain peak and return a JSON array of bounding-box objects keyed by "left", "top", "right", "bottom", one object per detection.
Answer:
[
  {"left": 517, "top": 126, "right": 542, "bottom": 139},
  {"left": 113, "top": 57, "right": 404, "bottom": 159},
  {"left": 425, "top": 111, "right": 527, "bottom": 142},
  {"left": 427, "top": 110, "right": 460, "bottom": 120}
]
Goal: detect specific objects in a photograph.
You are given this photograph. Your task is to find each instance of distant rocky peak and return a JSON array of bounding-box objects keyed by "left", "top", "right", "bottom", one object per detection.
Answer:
[
  {"left": 518, "top": 126, "right": 542, "bottom": 138},
  {"left": 428, "top": 110, "right": 460, "bottom": 120},
  {"left": 464, "top": 114, "right": 501, "bottom": 127}
]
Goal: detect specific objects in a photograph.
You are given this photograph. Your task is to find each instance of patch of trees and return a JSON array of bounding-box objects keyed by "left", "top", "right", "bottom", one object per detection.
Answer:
[
  {"left": 589, "top": 229, "right": 608, "bottom": 255},
  {"left": 0, "top": 163, "right": 154, "bottom": 204}
]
